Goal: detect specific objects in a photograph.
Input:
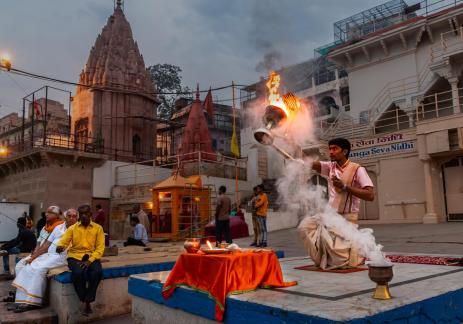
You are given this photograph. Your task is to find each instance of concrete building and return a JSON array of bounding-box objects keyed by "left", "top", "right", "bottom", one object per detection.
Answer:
[
  {"left": 0, "top": 2, "right": 156, "bottom": 225},
  {"left": 242, "top": 0, "right": 463, "bottom": 224},
  {"left": 326, "top": 0, "right": 463, "bottom": 223},
  {"left": 0, "top": 98, "right": 69, "bottom": 149},
  {"left": 156, "top": 96, "right": 242, "bottom": 164}
]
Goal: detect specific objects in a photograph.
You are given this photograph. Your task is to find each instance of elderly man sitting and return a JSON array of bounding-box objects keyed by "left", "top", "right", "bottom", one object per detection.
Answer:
[{"left": 8, "top": 208, "right": 78, "bottom": 313}]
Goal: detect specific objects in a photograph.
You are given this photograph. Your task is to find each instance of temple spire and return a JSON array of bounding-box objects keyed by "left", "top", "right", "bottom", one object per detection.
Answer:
[{"left": 115, "top": 0, "right": 124, "bottom": 11}]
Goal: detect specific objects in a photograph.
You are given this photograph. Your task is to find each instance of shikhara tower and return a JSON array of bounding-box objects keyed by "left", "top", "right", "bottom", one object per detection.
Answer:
[{"left": 71, "top": 1, "right": 159, "bottom": 161}]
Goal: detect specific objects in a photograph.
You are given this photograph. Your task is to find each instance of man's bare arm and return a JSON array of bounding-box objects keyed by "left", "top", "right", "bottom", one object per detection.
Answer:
[
  {"left": 347, "top": 186, "right": 374, "bottom": 201},
  {"left": 27, "top": 241, "right": 52, "bottom": 263}
]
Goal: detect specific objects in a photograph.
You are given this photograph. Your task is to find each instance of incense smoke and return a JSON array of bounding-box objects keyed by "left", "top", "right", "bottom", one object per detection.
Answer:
[{"left": 272, "top": 108, "right": 389, "bottom": 266}]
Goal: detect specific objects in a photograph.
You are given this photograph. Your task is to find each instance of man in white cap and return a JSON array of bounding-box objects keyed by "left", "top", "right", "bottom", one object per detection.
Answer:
[{"left": 9, "top": 208, "right": 78, "bottom": 312}]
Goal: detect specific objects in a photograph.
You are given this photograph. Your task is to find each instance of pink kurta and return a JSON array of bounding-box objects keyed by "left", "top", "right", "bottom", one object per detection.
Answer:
[{"left": 320, "top": 161, "right": 374, "bottom": 213}]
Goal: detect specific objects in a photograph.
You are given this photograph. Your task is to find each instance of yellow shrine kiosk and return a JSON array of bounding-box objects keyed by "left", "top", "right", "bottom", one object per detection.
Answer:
[{"left": 151, "top": 175, "right": 211, "bottom": 240}]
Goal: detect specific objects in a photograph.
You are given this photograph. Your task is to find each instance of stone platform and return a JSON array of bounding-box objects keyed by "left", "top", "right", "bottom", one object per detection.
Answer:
[{"left": 128, "top": 256, "right": 463, "bottom": 323}]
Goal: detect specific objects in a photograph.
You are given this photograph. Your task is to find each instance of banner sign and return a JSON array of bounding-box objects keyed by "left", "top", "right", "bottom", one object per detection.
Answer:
[
  {"left": 351, "top": 133, "right": 405, "bottom": 149},
  {"left": 351, "top": 140, "right": 416, "bottom": 159}
]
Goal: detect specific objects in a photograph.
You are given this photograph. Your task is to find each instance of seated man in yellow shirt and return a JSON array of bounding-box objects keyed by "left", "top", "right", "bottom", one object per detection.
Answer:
[{"left": 56, "top": 204, "right": 105, "bottom": 316}]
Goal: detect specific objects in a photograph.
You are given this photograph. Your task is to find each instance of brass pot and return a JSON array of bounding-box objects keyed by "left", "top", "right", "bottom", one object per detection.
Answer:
[
  {"left": 368, "top": 264, "right": 393, "bottom": 300},
  {"left": 184, "top": 238, "right": 201, "bottom": 254}
]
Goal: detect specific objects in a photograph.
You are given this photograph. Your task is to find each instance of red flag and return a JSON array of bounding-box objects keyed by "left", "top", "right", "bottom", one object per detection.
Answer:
[
  {"left": 33, "top": 101, "right": 41, "bottom": 118},
  {"left": 203, "top": 88, "right": 213, "bottom": 117}
]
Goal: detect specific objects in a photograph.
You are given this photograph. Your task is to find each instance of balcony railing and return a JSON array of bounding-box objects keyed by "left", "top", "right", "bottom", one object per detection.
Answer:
[
  {"left": 318, "top": 86, "right": 463, "bottom": 139},
  {"left": 0, "top": 131, "right": 154, "bottom": 162}
]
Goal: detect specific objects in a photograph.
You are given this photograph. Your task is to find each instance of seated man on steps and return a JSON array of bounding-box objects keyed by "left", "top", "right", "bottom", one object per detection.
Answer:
[
  {"left": 124, "top": 216, "right": 148, "bottom": 247},
  {"left": 56, "top": 204, "right": 105, "bottom": 316},
  {"left": 9, "top": 208, "right": 78, "bottom": 313},
  {"left": 0, "top": 217, "right": 36, "bottom": 276}
]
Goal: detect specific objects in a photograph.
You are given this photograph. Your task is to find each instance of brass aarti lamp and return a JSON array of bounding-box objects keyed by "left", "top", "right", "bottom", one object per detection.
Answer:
[{"left": 368, "top": 264, "right": 393, "bottom": 300}]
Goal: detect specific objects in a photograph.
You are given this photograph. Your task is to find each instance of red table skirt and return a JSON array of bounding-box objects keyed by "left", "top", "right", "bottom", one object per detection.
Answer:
[{"left": 162, "top": 250, "right": 296, "bottom": 321}]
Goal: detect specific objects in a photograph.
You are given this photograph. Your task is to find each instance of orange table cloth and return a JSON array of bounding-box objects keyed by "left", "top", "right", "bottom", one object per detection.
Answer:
[{"left": 162, "top": 250, "right": 297, "bottom": 321}]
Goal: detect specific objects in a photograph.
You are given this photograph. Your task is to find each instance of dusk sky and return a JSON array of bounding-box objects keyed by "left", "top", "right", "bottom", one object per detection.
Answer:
[{"left": 0, "top": 0, "right": 386, "bottom": 117}]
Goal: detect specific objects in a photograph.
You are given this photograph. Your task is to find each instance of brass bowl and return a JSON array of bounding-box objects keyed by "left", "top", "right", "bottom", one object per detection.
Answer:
[
  {"left": 368, "top": 264, "right": 393, "bottom": 300},
  {"left": 184, "top": 238, "right": 201, "bottom": 254}
]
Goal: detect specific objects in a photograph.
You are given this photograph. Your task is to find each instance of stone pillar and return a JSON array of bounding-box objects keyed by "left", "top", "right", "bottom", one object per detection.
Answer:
[
  {"left": 407, "top": 112, "right": 415, "bottom": 128},
  {"left": 448, "top": 77, "right": 460, "bottom": 114},
  {"left": 422, "top": 157, "right": 438, "bottom": 223}
]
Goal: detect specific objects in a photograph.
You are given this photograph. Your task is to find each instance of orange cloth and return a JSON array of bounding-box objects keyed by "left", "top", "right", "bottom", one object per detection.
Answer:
[
  {"left": 45, "top": 220, "right": 64, "bottom": 233},
  {"left": 162, "top": 251, "right": 296, "bottom": 321},
  {"left": 255, "top": 193, "right": 268, "bottom": 217}
]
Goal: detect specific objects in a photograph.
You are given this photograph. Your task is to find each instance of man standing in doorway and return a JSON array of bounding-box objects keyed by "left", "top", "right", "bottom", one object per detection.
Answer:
[
  {"left": 215, "top": 186, "right": 232, "bottom": 246},
  {"left": 93, "top": 204, "right": 106, "bottom": 230},
  {"left": 255, "top": 185, "right": 268, "bottom": 247},
  {"left": 56, "top": 204, "right": 105, "bottom": 316}
]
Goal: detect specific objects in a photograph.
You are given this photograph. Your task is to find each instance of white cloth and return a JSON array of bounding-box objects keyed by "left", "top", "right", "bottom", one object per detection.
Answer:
[
  {"left": 12, "top": 224, "right": 68, "bottom": 305},
  {"left": 37, "top": 227, "right": 49, "bottom": 246},
  {"left": 46, "top": 223, "right": 67, "bottom": 254},
  {"left": 132, "top": 223, "right": 148, "bottom": 244}
]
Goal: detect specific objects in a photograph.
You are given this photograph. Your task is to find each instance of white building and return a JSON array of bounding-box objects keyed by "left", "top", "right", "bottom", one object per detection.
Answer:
[{"left": 242, "top": 0, "right": 463, "bottom": 224}]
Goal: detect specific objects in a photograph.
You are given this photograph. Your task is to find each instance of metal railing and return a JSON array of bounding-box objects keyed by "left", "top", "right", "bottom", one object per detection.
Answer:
[
  {"left": 0, "top": 131, "right": 154, "bottom": 162},
  {"left": 319, "top": 86, "right": 462, "bottom": 139},
  {"left": 114, "top": 151, "right": 247, "bottom": 186},
  {"left": 431, "top": 26, "right": 463, "bottom": 62}
]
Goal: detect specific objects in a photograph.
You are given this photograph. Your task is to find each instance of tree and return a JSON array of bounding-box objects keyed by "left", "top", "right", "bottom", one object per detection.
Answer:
[{"left": 147, "top": 64, "right": 191, "bottom": 119}]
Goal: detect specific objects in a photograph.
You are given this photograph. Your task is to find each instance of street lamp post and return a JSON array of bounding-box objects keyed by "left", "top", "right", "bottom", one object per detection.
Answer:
[{"left": 0, "top": 54, "right": 12, "bottom": 71}]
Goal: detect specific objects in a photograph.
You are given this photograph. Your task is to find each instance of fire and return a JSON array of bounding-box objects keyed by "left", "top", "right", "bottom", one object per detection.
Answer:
[
  {"left": 206, "top": 240, "right": 213, "bottom": 249},
  {"left": 266, "top": 71, "right": 301, "bottom": 121}
]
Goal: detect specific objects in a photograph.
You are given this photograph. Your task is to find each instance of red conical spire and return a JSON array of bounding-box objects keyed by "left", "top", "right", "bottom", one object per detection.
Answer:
[{"left": 178, "top": 83, "right": 215, "bottom": 162}]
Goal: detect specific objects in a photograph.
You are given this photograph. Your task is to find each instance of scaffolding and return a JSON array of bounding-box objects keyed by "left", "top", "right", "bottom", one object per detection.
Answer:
[
  {"left": 333, "top": 0, "right": 411, "bottom": 43},
  {"left": 333, "top": 0, "right": 463, "bottom": 44}
]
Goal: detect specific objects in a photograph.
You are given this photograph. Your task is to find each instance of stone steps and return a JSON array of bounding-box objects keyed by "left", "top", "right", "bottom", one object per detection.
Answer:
[{"left": 0, "top": 281, "right": 58, "bottom": 324}]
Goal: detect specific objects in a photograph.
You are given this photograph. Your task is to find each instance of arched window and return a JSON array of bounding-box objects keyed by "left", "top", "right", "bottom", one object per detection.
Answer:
[
  {"left": 374, "top": 103, "right": 409, "bottom": 133},
  {"left": 317, "top": 96, "right": 339, "bottom": 116},
  {"left": 132, "top": 134, "right": 141, "bottom": 156}
]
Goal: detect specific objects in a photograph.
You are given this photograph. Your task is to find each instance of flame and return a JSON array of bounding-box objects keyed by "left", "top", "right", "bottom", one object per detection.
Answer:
[
  {"left": 206, "top": 240, "right": 213, "bottom": 249},
  {"left": 266, "top": 71, "right": 301, "bottom": 120}
]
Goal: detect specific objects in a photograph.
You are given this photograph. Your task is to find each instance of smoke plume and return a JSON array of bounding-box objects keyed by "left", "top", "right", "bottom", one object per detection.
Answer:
[
  {"left": 248, "top": 1, "right": 290, "bottom": 73},
  {"left": 266, "top": 97, "right": 389, "bottom": 265}
]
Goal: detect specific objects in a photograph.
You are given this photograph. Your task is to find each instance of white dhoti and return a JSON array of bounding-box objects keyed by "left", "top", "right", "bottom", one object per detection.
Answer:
[
  {"left": 15, "top": 256, "right": 30, "bottom": 276},
  {"left": 298, "top": 215, "right": 364, "bottom": 270},
  {"left": 12, "top": 253, "right": 66, "bottom": 305}
]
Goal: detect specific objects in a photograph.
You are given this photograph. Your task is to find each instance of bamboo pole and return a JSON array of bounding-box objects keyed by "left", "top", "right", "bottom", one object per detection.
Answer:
[{"left": 232, "top": 81, "right": 239, "bottom": 208}]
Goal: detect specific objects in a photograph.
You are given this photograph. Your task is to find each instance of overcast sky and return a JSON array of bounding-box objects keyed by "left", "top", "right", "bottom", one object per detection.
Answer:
[{"left": 0, "top": 0, "right": 387, "bottom": 117}]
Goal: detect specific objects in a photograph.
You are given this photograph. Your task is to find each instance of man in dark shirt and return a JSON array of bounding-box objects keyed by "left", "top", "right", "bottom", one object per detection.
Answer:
[
  {"left": 93, "top": 204, "right": 106, "bottom": 230},
  {"left": 36, "top": 212, "right": 46, "bottom": 238},
  {"left": 215, "top": 186, "right": 232, "bottom": 245},
  {"left": 1, "top": 217, "right": 37, "bottom": 274}
]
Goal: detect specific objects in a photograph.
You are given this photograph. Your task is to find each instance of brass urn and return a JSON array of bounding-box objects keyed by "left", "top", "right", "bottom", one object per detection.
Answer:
[
  {"left": 368, "top": 264, "right": 393, "bottom": 300},
  {"left": 184, "top": 238, "right": 201, "bottom": 254}
]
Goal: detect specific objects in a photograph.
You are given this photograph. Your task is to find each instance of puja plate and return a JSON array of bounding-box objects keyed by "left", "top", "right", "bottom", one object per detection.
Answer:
[{"left": 201, "top": 248, "right": 231, "bottom": 254}]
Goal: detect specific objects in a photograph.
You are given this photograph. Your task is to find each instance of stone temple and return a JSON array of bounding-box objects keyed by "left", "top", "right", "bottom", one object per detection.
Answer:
[{"left": 71, "top": 1, "right": 159, "bottom": 162}]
